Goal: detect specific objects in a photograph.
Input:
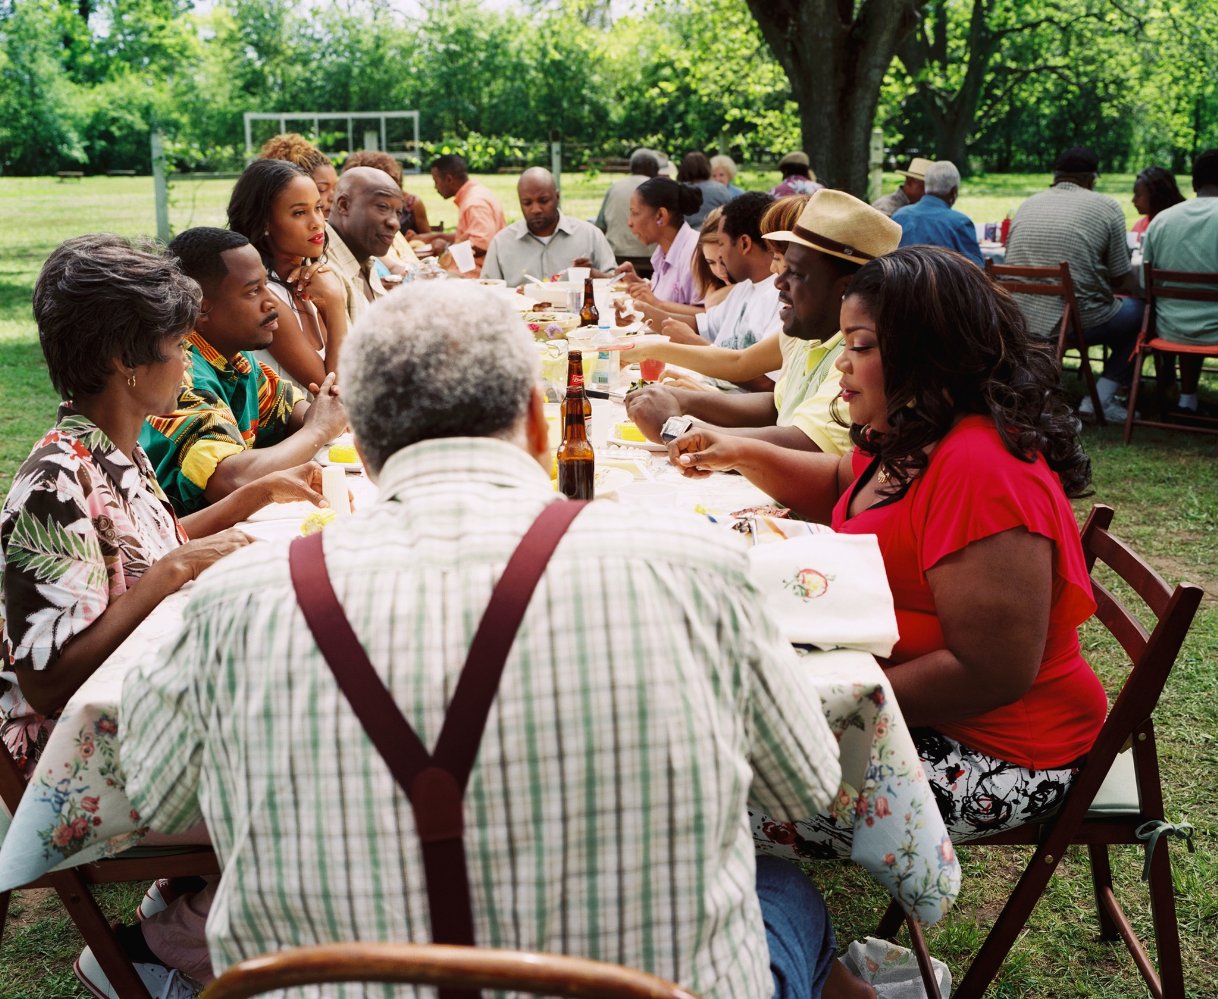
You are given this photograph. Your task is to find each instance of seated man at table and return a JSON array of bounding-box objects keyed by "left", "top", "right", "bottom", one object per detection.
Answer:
[
  {"left": 892, "top": 160, "right": 984, "bottom": 267},
  {"left": 1003, "top": 145, "right": 1142, "bottom": 423},
  {"left": 871, "top": 157, "right": 930, "bottom": 217},
  {"left": 140, "top": 227, "right": 349, "bottom": 515},
  {"left": 626, "top": 190, "right": 901, "bottom": 465},
  {"left": 325, "top": 165, "right": 402, "bottom": 322},
  {"left": 481, "top": 166, "right": 616, "bottom": 286},
  {"left": 427, "top": 153, "right": 507, "bottom": 276},
  {"left": 121, "top": 282, "right": 881, "bottom": 999},
  {"left": 1141, "top": 147, "right": 1218, "bottom": 416}
]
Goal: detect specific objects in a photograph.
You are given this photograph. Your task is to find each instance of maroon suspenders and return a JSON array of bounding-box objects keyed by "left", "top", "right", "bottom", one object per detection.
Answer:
[{"left": 288, "top": 500, "right": 587, "bottom": 999}]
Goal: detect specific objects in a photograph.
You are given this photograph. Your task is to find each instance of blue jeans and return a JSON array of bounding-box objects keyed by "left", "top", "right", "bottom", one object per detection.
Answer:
[
  {"left": 1085, "top": 296, "right": 1143, "bottom": 382},
  {"left": 756, "top": 855, "right": 837, "bottom": 999}
]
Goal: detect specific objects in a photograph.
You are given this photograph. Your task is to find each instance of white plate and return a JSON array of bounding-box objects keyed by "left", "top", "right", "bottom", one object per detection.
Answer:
[
  {"left": 607, "top": 433, "right": 667, "bottom": 453},
  {"left": 594, "top": 466, "right": 633, "bottom": 498}
]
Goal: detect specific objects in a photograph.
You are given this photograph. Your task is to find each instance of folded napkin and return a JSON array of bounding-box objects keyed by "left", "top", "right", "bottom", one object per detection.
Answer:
[{"left": 747, "top": 532, "right": 898, "bottom": 656}]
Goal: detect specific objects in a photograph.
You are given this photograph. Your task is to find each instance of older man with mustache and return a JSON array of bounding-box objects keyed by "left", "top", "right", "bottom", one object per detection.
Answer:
[{"left": 140, "top": 227, "right": 349, "bottom": 515}]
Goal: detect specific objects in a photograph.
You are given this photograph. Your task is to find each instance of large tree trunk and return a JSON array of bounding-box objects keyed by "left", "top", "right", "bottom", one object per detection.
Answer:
[{"left": 745, "top": 0, "right": 924, "bottom": 197}]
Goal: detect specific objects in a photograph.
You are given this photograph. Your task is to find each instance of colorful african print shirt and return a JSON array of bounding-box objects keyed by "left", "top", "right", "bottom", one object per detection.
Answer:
[
  {"left": 1, "top": 407, "right": 185, "bottom": 770},
  {"left": 139, "top": 332, "right": 302, "bottom": 515}
]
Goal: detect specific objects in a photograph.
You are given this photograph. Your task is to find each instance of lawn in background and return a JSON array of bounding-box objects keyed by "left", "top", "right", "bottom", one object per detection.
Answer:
[{"left": 0, "top": 175, "right": 1214, "bottom": 998}]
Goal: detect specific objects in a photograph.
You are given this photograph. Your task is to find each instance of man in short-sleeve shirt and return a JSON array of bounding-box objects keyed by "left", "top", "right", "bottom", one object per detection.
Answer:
[
  {"left": 140, "top": 228, "right": 348, "bottom": 515},
  {"left": 429, "top": 153, "right": 507, "bottom": 276},
  {"left": 1004, "top": 146, "right": 1143, "bottom": 422}
]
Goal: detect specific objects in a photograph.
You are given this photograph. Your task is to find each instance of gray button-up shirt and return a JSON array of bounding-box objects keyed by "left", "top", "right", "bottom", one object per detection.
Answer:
[{"left": 481, "top": 213, "right": 617, "bottom": 286}]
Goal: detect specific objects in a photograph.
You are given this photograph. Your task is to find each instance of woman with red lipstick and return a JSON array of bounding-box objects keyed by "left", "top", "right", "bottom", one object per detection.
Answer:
[
  {"left": 687, "top": 247, "right": 1104, "bottom": 845},
  {"left": 227, "top": 159, "right": 349, "bottom": 395}
]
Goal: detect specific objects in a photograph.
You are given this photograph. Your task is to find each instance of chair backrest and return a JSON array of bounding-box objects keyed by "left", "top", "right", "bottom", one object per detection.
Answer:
[
  {"left": 1142, "top": 262, "right": 1218, "bottom": 342},
  {"left": 0, "top": 736, "right": 32, "bottom": 817},
  {"left": 1054, "top": 505, "right": 1203, "bottom": 826},
  {"left": 986, "top": 259, "right": 1084, "bottom": 357},
  {"left": 201, "top": 943, "right": 702, "bottom": 999}
]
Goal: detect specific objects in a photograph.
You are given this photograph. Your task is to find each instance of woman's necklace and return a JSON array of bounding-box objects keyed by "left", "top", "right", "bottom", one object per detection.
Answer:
[{"left": 876, "top": 464, "right": 891, "bottom": 485}]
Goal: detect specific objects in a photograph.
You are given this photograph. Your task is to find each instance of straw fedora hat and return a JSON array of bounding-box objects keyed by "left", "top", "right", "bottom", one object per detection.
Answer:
[
  {"left": 898, "top": 157, "right": 934, "bottom": 180},
  {"left": 765, "top": 189, "right": 901, "bottom": 265}
]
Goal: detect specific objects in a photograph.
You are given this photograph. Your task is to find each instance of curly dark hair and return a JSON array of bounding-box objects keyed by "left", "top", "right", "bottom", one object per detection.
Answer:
[
  {"left": 1134, "top": 166, "right": 1185, "bottom": 218},
  {"left": 227, "top": 158, "right": 327, "bottom": 285},
  {"left": 33, "top": 234, "right": 200, "bottom": 400},
  {"left": 257, "top": 133, "right": 331, "bottom": 175},
  {"left": 837, "top": 246, "right": 1092, "bottom": 498},
  {"left": 343, "top": 150, "right": 403, "bottom": 186}
]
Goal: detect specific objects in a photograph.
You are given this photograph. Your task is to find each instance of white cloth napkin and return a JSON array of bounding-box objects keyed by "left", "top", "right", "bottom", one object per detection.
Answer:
[{"left": 747, "top": 532, "right": 898, "bottom": 656}]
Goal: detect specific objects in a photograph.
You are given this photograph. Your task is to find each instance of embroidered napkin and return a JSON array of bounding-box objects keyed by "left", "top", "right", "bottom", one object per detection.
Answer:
[{"left": 747, "top": 532, "right": 898, "bottom": 656}]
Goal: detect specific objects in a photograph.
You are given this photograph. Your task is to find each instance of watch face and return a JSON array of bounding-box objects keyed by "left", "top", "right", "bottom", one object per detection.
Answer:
[{"left": 660, "top": 416, "right": 693, "bottom": 442}]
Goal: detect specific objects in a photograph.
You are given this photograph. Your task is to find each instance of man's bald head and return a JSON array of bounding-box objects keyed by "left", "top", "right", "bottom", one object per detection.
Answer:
[
  {"left": 331, "top": 166, "right": 403, "bottom": 262},
  {"left": 517, "top": 167, "right": 560, "bottom": 237}
]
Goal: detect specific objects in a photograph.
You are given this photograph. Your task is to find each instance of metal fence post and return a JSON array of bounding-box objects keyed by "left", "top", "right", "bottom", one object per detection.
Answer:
[
  {"left": 550, "top": 130, "right": 562, "bottom": 194},
  {"left": 151, "top": 129, "right": 170, "bottom": 244}
]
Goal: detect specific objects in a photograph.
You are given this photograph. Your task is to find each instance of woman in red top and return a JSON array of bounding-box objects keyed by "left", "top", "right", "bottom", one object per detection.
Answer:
[{"left": 679, "top": 246, "right": 1106, "bottom": 842}]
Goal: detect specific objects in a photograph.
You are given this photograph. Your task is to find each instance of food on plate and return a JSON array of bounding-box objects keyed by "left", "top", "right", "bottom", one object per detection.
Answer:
[
  {"left": 300, "top": 508, "right": 338, "bottom": 536},
  {"left": 409, "top": 239, "right": 428, "bottom": 250},
  {"left": 523, "top": 312, "right": 580, "bottom": 339},
  {"left": 328, "top": 443, "right": 358, "bottom": 464},
  {"left": 613, "top": 422, "right": 647, "bottom": 443}
]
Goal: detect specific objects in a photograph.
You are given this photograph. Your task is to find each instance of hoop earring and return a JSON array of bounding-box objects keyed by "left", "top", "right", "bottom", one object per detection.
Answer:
[
  {"left": 905, "top": 397, "right": 917, "bottom": 409},
  {"left": 127, "top": 373, "right": 137, "bottom": 388}
]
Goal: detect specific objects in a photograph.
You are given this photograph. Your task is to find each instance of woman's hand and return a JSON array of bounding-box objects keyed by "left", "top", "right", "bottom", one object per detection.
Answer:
[
  {"left": 668, "top": 429, "right": 739, "bottom": 478},
  {"left": 298, "top": 265, "right": 346, "bottom": 314},
  {"left": 627, "top": 281, "right": 655, "bottom": 305},
  {"left": 613, "top": 262, "right": 638, "bottom": 282},
  {"left": 660, "top": 372, "right": 708, "bottom": 392},
  {"left": 284, "top": 258, "right": 325, "bottom": 296},
  {"left": 162, "top": 528, "right": 252, "bottom": 587},
  {"left": 257, "top": 462, "right": 327, "bottom": 508}
]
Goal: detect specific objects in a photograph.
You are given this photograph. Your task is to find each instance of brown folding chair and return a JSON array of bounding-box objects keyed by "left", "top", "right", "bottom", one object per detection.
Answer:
[
  {"left": 877, "top": 504, "right": 1202, "bottom": 998},
  {"left": 986, "top": 259, "right": 1107, "bottom": 423},
  {"left": 0, "top": 740, "right": 219, "bottom": 999},
  {"left": 1124, "top": 262, "right": 1218, "bottom": 443},
  {"left": 201, "top": 942, "right": 701, "bottom": 999}
]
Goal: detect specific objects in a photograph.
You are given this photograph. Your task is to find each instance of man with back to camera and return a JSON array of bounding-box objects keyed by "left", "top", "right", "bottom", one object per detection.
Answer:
[
  {"left": 481, "top": 166, "right": 617, "bottom": 287},
  {"left": 426, "top": 153, "right": 506, "bottom": 276},
  {"left": 892, "top": 160, "right": 985, "bottom": 267},
  {"left": 768, "top": 151, "right": 823, "bottom": 198},
  {"left": 626, "top": 190, "right": 902, "bottom": 465},
  {"left": 871, "top": 157, "right": 931, "bottom": 217},
  {"left": 121, "top": 280, "right": 883, "bottom": 999},
  {"left": 1140, "top": 147, "right": 1218, "bottom": 418},
  {"left": 1003, "top": 146, "right": 1142, "bottom": 423},
  {"left": 325, "top": 166, "right": 402, "bottom": 322},
  {"left": 595, "top": 148, "right": 660, "bottom": 276},
  {"left": 140, "top": 227, "right": 349, "bottom": 515}
]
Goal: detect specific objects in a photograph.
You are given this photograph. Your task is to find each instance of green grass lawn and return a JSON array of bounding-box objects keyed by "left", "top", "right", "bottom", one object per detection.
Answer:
[{"left": 0, "top": 175, "right": 1215, "bottom": 998}]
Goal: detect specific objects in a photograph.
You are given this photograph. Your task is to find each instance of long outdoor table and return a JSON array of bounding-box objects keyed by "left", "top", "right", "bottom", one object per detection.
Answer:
[{"left": 0, "top": 400, "right": 960, "bottom": 927}]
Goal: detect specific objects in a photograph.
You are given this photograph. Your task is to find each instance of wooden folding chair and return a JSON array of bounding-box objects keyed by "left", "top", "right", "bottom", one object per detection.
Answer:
[
  {"left": 0, "top": 740, "right": 219, "bottom": 999},
  {"left": 201, "top": 942, "right": 701, "bottom": 999},
  {"left": 878, "top": 504, "right": 1202, "bottom": 998},
  {"left": 1124, "top": 262, "right": 1218, "bottom": 443},
  {"left": 986, "top": 259, "right": 1107, "bottom": 423}
]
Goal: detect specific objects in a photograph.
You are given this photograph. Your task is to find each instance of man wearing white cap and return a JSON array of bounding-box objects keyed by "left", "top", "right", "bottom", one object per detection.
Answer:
[
  {"left": 626, "top": 190, "right": 901, "bottom": 474},
  {"left": 872, "top": 157, "right": 932, "bottom": 217}
]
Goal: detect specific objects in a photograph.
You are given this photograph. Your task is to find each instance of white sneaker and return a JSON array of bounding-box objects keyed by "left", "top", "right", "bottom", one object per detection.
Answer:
[
  {"left": 1078, "top": 394, "right": 1129, "bottom": 423},
  {"left": 74, "top": 946, "right": 200, "bottom": 999},
  {"left": 137, "top": 879, "right": 171, "bottom": 921}
]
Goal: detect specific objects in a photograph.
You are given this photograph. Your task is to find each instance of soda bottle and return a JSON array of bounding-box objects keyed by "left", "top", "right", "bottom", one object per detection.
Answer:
[
  {"left": 579, "top": 277, "right": 600, "bottom": 327},
  {"left": 558, "top": 350, "right": 595, "bottom": 500}
]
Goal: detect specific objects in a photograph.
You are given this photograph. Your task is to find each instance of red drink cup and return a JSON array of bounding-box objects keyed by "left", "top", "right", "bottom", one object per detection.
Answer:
[{"left": 640, "top": 358, "right": 666, "bottom": 381}]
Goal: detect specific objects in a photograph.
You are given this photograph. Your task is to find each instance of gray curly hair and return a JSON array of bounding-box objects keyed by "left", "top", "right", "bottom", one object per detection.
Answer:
[{"left": 341, "top": 282, "right": 540, "bottom": 473}]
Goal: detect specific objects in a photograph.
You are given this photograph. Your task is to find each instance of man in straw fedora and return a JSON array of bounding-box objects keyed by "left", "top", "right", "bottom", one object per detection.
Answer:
[
  {"left": 871, "top": 156, "right": 932, "bottom": 217},
  {"left": 626, "top": 189, "right": 901, "bottom": 473}
]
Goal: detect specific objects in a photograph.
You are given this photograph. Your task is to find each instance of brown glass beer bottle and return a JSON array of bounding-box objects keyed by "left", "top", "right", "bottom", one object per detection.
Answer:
[
  {"left": 558, "top": 350, "right": 595, "bottom": 500},
  {"left": 579, "top": 277, "right": 599, "bottom": 327}
]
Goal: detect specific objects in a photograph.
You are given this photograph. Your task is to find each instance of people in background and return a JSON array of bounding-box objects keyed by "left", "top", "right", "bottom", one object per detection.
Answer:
[
  {"left": 683, "top": 248, "right": 1104, "bottom": 854},
  {"left": 1131, "top": 165, "right": 1185, "bottom": 239},
  {"left": 1141, "top": 148, "right": 1218, "bottom": 416},
  {"left": 141, "top": 227, "right": 348, "bottom": 516},
  {"left": 121, "top": 280, "right": 868, "bottom": 999},
  {"left": 1004, "top": 146, "right": 1142, "bottom": 423},
  {"left": 677, "top": 150, "right": 734, "bottom": 229},
  {"left": 595, "top": 148, "right": 660, "bottom": 277},
  {"left": 227, "top": 158, "right": 349, "bottom": 395},
  {"left": 427, "top": 153, "right": 507, "bottom": 276},
  {"left": 892, "top": 160, "right": 985, "bottom": 267},
  {"left": 710, "top": 153, "right": 745, "bottom": 198},
  {"left": 616, "top": 177, "right": 703, "bottom": 307},
  {"left": 257, "top": 133, "right": 339, "bottom": 219},
  {"left": 2, "top": 235, "right": 324, "bottom": 998},
  {"left": 871, "top": 157, "right": 931, "bottom": 217},
  {"left": 481, "top": 167, "right": 616, "bottom": 287},
  {"left": 768, "top": 151, "right": 823, "bottom": 198}
]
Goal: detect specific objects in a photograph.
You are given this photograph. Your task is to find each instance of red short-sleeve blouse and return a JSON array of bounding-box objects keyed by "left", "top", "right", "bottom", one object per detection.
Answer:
[{"left": 831, "top": 415, "right": 1107, "bottom": 769}]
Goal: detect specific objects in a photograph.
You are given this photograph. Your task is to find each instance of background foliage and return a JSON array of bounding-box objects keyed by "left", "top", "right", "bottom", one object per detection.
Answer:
[{"left": 2, "top": 0, "right": 1216, "bottom": 178}]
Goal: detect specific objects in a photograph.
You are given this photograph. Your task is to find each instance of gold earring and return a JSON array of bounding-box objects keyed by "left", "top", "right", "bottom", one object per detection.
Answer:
[
  {"left": 905, "top": 397, "right": 917, "bottom": 409},
  {"left": 127, "top": 373, "right": 137, "bottom": 388}
]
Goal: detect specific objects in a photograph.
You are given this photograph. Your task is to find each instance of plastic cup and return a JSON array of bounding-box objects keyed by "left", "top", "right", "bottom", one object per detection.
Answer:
[{"left": 640, "top": 358, "right": 666, "bottom": 381}]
